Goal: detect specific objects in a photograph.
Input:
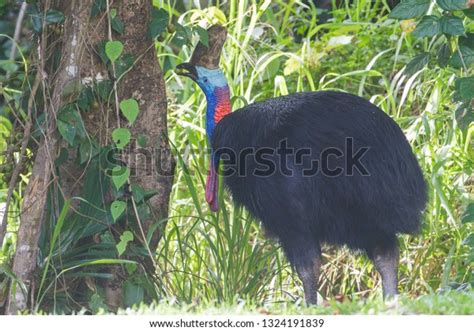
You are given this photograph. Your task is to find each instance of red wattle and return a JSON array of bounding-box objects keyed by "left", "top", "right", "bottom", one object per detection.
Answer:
[
  {"left": 214, "top": 87, "right": 231, "bottom": 124},
  {"left": 205, "top": 86, "right": 230, "bottom": 213},
  {"left": 205, "top": 162, "right": 219, "bottom": 211}
]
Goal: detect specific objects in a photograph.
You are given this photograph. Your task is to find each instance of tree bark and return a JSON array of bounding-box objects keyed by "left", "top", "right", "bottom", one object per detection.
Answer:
[
  {"left": 6, "top": 0, "right": 174, "bottom": 313},
  {"left": 115, "top": 0, "right": 174, "bottom": 253},
  {"left": 6, "top": 0, "right": 91, "bottom": 314},
  {"left": 77, "top": 0, "right": 175, "bottom": 309}
]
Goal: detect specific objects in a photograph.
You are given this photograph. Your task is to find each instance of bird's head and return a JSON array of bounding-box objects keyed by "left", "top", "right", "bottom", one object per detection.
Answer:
[
  {"left": 176, "top": 63, "right": 228, "bottom": 98},
  {"left": 176, "top": 25, "right": 228, "bottom": 98}
]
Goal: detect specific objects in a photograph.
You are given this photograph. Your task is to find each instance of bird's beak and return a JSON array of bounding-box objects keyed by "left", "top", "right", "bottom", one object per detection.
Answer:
[{"left": 176, "top": 63, "right": 198, "bottom": 81}]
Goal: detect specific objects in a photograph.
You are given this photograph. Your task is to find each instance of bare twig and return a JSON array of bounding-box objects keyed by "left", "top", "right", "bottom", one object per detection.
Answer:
[
  {"left": 9, "top": 1, "right": 28, "bottom": 62},
  {"left": 106, "top": 0, "right": 121, "bottom": 129},
  {"left": 0, "top": 70, "right": 41, "bottom": 247},
  {"left": 130, "top": 190, "right": 157, "bottom": 269}
]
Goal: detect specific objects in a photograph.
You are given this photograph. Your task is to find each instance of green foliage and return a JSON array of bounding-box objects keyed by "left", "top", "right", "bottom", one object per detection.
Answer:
[
  {"left": 159, "top": 0, "right": 474, "bottom": 308},
  {"left": 28, "top": 6, "right": 65, "bottom": 33},
  {"left": 79, "top": 139, "right": 100, "bottom": 164},
  {"left": 37, "top": 200, "right": 71, "bottom": 300},
  {"left": 119, "top": 291, "right": 474, "bottom": 315},
  {"left": 91, "top": 0, "right": 106, "bottom": 18},
  {"left": 437, "top": 44, "right": 452, "bottom": 67},
  {"left": 405, "top": 52, "right": 430, "bottom": 74},
  {"left": 412, "top": 16, "right": 441, "bottom": 38},
  {"left": 95, "top": 79, "right": 113, "bottom": 101},
  {"left": 112, "top": 127, "right": 131, "bottom": 149},
  {"left": 391, "top": 0, "right": 474, "bottom": 123},
  {"left": 105, "top": 40, "right": 124, "bottom": 63},
  {"left": 33, "top": 152, "right": 143, "bottom": 312},
  {"left": 0, "top": 7, "right": 28, "bottom": 263},
  {"left": 89, "top": 293, "right": 108, "bottom": 313},
  {"left": 171, "top": 23, "right": 209, "bottom": 49},
  {"left": 57, "top": 105, "right": 87, "bottom": 146},
  {"left": 439, "top": 16, "right": 465, "bottom": 36},
  {"left": 110, "top": 8, "right": 124, "bottom": 35},
  {"left": 119, "top": 98, "right": 139, "bottom": 124},
  {"left": 45, "top": 9, "right": 65, "bottom": 25},
  {"left": 437, "top": 0, "right": 469, "bottom": 11},
  {"left": 111, "top": 166, "right": 130, "bottom": 190},
  {"left": 455, "top": 77, "right": 474, "bottom": 100},
  {"left": 194, "top": 26, "right": 209, "bottom": 47},
  {"left": 449, "top": 44, "right": 474, "bottom": 68},
  {"left": 388, "top": 0, "right": 430, "bottom": 19},
  {"left": 115, "top": 53, "right": 134, "bottom": 78},
  {"left": 123, "top": 279, "right": 145, "bottom": 307},
  {"left": 148, "top": 8, "right": 169, "bottom": 39},
  {"left": 466, "top": 6, "right": 474, "bottom": 19},
  {"left": 116, "top": 231, "right": 133, "bottom": 256},
  {"left": 111, "top": 200, "right": 126, "bottom": 222},
  {"left": 77, "top": 86, "right": 94, "bottom": 111},
  {"left": 131, "top": 184, "right": 145, "bottom": 203},
  {"left": 462, "top": 203, "right": 474, "bottom": 223}
]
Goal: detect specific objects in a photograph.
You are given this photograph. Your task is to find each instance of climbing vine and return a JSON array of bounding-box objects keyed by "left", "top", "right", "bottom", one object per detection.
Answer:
[
  {"left": 27, "top": 0, "right": 208, "bottom": 311},
  {"left": 1, "top": 0, "right": 185, "bottom": 312},
  {"left": 390, "top": 0, "right": 474, "bottom": 130}
]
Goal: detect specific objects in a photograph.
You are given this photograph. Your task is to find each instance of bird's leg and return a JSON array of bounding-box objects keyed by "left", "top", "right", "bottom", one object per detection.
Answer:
[
  {"left": 280, "top": 234, "right": 321, "bottom": 305},
  {"left": 295, "top": 255, "right": 321, "bottom": 305},
  {"left": 370, "top": 243, "right": 399, "bottom": 299}
]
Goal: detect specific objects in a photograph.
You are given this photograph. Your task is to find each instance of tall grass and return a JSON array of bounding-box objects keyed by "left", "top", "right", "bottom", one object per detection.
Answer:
[{"left": 156, "top": 0, "right": 473, "bottom": 306}]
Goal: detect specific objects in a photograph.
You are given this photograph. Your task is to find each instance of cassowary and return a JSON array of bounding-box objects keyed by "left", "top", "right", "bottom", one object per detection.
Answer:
[{"left": 176, "top": 25, "right": 427, "bottom": 304}]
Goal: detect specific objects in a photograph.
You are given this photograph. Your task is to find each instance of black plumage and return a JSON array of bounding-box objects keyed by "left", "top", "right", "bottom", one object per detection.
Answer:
[
  {"left": 211, "top": 91, "right": 427, "bottom": 303},
  {"left": 176, "top": 25, "right": 427, "bottom": 304}
]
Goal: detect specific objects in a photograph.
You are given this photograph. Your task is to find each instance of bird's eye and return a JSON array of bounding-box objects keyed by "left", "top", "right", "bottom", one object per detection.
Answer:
[{"left": 203, "top": 77, "right": 209, "bottom": 83}]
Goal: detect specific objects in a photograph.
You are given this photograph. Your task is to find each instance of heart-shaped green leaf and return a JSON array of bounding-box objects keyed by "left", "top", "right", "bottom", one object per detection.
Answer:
[
  {"left": 105, "top": 40, "right": 123, "bottom": 62},
  {"left": 79, "top": 139, "right": 100, "bottom": 164},
  {"left": 131, "top": 184, "right": 145, "bottom": 203},
  {"left": 462, "top": 203, "right": 474, "bottom": 224},
  {"left": 111, "top": 16, "right": 124, "bottom": 35},
  {"left": 449, "top": 45, "right": 474, "bottom": 68},
  {"left": 119, "top": 98, "right": 139, "bottom": 124},
  {"left": 436, "top": 0, "right": 468, "bottom": 11},
  {"left": 45, "top": 9, "right": 65, "bottom": 25},
  {"left": 125, "top": 263, "right": 137, "bottom": 275},
  {"left": 111, "top": 165, "right": 130, "bottom": 190},
  {"left": 112, "top": 128, "right": 131, "bottom": 149},
  {"left": 412, "top": 16, "right": 440, "bottom": 38},
  {"left": 148, "top": 8, "right": 169, "bottom": 39},
  {"left": 194, "top": 26, "right": 209, "bottom": 47},
  {"left": 439, "top": 16, "right": 466, "bottom": 36},
  {"left": 465, "top": 6, "right": 474, "bottom": 20},
  {"left": 57, "top": 119, "right": 76, "bottom": 146},
  {"left": 111, "top": 200, "right": 126, "bottom": 222},
  {"left": 57, "top": 105, "right": 86, "bottom": 146},
  {"left": 437, "top": 43, "right": 452, "bottom": 68},
  {"left": 455, "top": 76, "right": 474, "bottom": 101},
  {"left": 116, "top": 230, "right": 134, "bottom": 256},
  {"left": 389, "top": 0, "right": 430, "bottom": 19},
  {"left": 405, "top": 52, "right": 430, "bottom": 75}
]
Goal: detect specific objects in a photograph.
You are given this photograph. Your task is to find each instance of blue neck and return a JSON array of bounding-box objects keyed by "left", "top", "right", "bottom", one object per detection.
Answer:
[
  {"left": 205, "top": 92, "right": 218, "bottom": 142},
  {"left": 194, "top": 67, "right": 230, "bottom": 142}
]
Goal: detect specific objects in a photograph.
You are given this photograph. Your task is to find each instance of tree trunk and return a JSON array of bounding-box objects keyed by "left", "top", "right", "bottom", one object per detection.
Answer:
[
  {"left": 6, "top": 0, "right": 90, "bottom": 314},
  {"left": 116, "top": 0, "right": 174, "bottom": 254},
  {"left": 6, "top": 0, "right": 174, "bottom": 313}
]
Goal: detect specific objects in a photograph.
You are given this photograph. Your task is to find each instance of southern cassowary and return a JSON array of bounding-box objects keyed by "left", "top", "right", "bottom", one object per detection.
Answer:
[{"left": 176, "top": 25, "right": 427, "bottom": 304}]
